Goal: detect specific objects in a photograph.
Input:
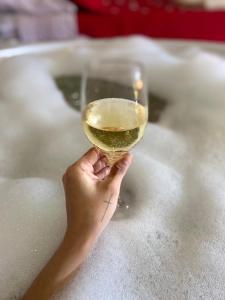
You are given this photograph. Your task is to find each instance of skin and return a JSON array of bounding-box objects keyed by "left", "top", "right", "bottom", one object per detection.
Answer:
[{"left": 22, "top": 148, "right": 132, "bottom": 300}]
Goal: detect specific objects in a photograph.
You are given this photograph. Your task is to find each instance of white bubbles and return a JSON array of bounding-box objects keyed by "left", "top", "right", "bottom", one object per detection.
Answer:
[
  {"left": 0, "top": 178, "right": 66, "bottom": 299},
  {"left": 0, "top": 56, "right": 78, "bottom": 298},
  {"left": 1, "top": 38, "right": 225, "bottom": 299}
]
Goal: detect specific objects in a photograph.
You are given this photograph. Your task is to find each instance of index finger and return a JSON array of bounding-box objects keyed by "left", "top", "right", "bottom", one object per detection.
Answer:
[
  {"left": 107, "top": 153, "right": 133, "bottom": 186},
  {"left": 81, "top": 147, "right": 101, "bottom": 166}
]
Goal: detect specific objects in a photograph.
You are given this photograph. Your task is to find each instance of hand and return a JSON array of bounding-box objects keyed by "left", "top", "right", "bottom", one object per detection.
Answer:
[
  {"left": 22, "top": 148, "right": 132, "bottom": 300},
  {"left": 63, "top": 148, "right": 132, "bottom": 245}
]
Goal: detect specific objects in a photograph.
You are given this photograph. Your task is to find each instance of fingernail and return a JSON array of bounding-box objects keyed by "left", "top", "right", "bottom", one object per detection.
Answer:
[
  {"left": 116, "top": 154, "right": 132, "bottom": 169},
  {"left": 94, "top": 148, "right": 100, "bottom": 155},
  {"left": 122, "top": 153, "right": 133, "bottom": 164},
  {"left": 102, "top": 156, "right": 108, "bottom": 163}
]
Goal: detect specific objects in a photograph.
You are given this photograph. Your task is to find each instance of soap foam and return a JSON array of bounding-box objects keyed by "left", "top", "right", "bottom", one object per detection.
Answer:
[{"left": 1, "top": 37, "right": 225, "bottom": 299}]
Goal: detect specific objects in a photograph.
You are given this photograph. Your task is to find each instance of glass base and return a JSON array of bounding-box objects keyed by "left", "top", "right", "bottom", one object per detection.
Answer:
[
  {"left": 113, "top": 187, "right": 136, "bottom": 220},
  {"left": 117, "top": 197, "right": 130, "bottom": 210}
]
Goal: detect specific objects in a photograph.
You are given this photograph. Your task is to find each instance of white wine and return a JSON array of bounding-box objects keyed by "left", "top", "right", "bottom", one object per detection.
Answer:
[{"left": 82, "top": 98, "right": 148, "bottom": 152}]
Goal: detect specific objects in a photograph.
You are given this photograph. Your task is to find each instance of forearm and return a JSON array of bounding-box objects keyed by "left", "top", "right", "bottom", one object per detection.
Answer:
[
  {"left": 22, "top": 148, "right": 131, "bottom": 300},
  {"left": 22, "top": 231, "right": 95, "bottom": 300}
]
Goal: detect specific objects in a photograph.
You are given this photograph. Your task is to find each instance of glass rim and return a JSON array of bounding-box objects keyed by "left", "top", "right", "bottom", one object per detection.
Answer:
[
  {"left": 80, "top": 58, "right": 148, "bottom": 111},
  {"left": 84, "top": 58, "right": 145, "bottom": 71}
]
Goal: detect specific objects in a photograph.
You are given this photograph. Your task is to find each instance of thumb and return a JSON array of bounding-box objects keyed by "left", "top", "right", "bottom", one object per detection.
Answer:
[{"left": 107, "top": 153, "right": 133, "bottom": 187}]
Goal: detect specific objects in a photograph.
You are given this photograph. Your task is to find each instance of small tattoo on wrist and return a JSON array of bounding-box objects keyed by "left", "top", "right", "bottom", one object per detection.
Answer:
[{"left": 101, "top": 195, "right": 113, "bottom": 222}]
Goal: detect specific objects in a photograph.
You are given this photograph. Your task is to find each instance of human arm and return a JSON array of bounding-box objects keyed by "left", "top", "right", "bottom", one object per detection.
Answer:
[{"left": 22, "top": 148, "right": 132, "bottom": 300}]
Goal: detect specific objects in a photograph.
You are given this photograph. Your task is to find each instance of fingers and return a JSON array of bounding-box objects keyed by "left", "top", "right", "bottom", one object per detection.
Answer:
[
  {"left": 95, "top": 166, "right": 110, "bottom": 180},
  {"left": 81, "top": 147, "right": 101, "bottom": 166},
  {"left": 93, "top": 156, "right": 108, "bottom": 174},
  {"left": 107, "top": 153, "right": 133, "bottom": 186}
]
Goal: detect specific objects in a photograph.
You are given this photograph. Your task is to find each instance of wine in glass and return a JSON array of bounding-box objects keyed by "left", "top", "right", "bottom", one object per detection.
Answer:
[{"left": 81, "top": 60, "right": 148, "bottom": 166}]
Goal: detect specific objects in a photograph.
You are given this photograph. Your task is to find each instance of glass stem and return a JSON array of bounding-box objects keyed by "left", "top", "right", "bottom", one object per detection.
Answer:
[{"left": 94, "top": 146, "right": 127, "bottom": 166}]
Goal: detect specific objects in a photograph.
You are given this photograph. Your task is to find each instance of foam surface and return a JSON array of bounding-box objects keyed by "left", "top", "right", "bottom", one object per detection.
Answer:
[{"left": 0, "top": 37, "right": 225, "bottom": 299}]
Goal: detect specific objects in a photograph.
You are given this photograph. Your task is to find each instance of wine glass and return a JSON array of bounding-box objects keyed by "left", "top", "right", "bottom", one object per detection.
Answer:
[{"left": 81, "top": 59, "right": 148, "bottom": 212}]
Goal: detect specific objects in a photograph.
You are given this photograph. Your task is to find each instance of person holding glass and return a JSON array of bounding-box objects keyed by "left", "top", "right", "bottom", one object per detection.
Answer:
[
  {"left": 22, "top": 148, "right": 132, "bottom": 300},
  {"left": 23, "top": 60, "right": 148, "bottom": 299}
]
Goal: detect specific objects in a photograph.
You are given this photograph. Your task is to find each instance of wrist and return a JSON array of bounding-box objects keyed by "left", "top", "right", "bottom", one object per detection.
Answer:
[
  {"left": 63, "top": 226, "right": 97, "bottom": 260},
  {"left": 65, "top": 219, "right": 101, "bottom": 244}
]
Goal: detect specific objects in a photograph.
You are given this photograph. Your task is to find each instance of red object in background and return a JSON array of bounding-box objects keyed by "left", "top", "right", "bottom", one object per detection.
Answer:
[
  {"left": 73, "top": 0, "right": 178, "bottom": 14},
  {"left": 72, "top": 0, "right": 225, "bottom": 42}
]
